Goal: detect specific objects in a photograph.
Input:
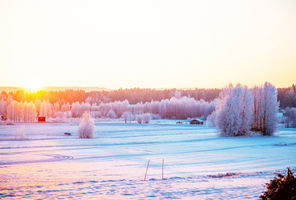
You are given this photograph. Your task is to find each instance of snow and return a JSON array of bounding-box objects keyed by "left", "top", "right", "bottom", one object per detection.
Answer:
[{"left": 0, "top": 121, "right": 296, "bottom": 199}]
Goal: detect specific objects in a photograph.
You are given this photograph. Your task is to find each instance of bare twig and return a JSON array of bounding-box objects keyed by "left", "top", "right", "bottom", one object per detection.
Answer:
[
  {"left": 144, "top": 159, "right": 150, "bottom": 181},
  {"left": 162, "top": 159, "right": 164, "bottom": 180}
]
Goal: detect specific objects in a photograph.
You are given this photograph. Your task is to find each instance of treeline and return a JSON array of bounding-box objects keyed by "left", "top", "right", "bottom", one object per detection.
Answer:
[
  {"left": 284, "top": 107, "right": 296, "bottom": 128},
  {"left": 277, "top": 85, "right": 296, "bottom": 108},
  {"left": 0, "top": 85, "right": 295, "bottom": 127},
  {"left": 0, "top": 96, "right": 215, "bottom": 123},
  {"left": 0, "top": 86, "right": 295, "bottom": 107},
  {"left": 0, "top": 88, "right": 220, "bottom": 104}
]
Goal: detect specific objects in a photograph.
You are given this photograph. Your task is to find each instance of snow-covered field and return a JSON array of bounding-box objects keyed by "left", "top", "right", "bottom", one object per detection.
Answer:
[{"left": 0, "top": 120, "right": 296, "bottom": 199}]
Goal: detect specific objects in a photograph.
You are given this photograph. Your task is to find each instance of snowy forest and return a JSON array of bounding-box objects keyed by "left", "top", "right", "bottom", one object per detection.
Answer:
[{"left": 0, "top": 83, "right": 296, "bottom": 134}]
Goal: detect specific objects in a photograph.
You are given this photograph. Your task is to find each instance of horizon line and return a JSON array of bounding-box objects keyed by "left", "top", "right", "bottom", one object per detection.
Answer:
[{"left": 0, "top": 83, "right": 295, "bottom": 91}]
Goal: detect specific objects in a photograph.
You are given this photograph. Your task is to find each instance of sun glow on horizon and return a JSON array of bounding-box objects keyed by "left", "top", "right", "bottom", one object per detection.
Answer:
[{"left": 24, "top": 79, "right": 44, "bottom": 92}]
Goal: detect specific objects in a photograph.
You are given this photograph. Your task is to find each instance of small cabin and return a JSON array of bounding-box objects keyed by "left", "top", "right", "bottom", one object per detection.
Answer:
[
  {"left": 38, "top": 116, "right": 46, "bottom": 122},
  {"left": 190, "top": 119, "right": 203, "bottom": 125}
]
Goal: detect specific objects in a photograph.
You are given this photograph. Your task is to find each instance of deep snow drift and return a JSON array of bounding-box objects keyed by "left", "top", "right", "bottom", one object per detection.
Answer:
[{"left": 0, "top": 121, "right": 295, "bottom": 199}]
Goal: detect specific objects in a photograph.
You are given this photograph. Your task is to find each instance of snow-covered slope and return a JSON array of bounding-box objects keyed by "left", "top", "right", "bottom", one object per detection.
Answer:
[{"left": 0, "top": 121, "right": 295, "bottom": 199}]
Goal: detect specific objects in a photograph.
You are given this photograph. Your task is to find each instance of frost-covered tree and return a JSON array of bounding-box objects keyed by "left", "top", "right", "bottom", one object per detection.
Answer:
[
  {"left": 23, "top": 101, "right": 36, "bottom": 122},
  {"left": 112, "top": 100, "right": 129, "bottom": 117},
  {"left": 35, "top": 100, "right": 41, "bottom": 115},
  {"left": 135, "top": 113, "right": 151, "bottom": 124},
  {"left": 40, "top": 100, "right": 53, "bottom": 118},
  {"left": 216, "top": 85, "right": 240, "bottom": 136},
  {"left": 71, "top": 102, "right": 81, "bottom": 118},
  {"left": 135, "top": 114, "right": 143, "bottom": 124},
  {"left": 7, "top": 100, "right": 17, "bottom": 122},
  {"left": 142, "top": 113, "right": 151, "bottom": 124},
  {"left": 6, "top": 101, "right": 36, "bottom": 122},
  {"left": 79, "top": 102, "right": 91, "bottom": 116},
  {"left": 61, "top": 102, "right": 71, "bottom": 112},
  {"left": 28, "top": 101, "right": 37, "bottom": 122},
  {"left": 79, "top": 96, "right": 215, "bottom": 120},
  {"left": 216, "top": 85, "right": 253, "bottom": 136},
  {"left": 78, "top": 112, "right": 95, "bottom": 138},
  {"left": 17, "top": 102, "right": 24, "bottom": 122},
  {"left": 70, "top": 102, "right": 91, "bottom": 118},
  {"left": 0, "top": 99, "right": 7, "bottom": 115},
  {"left": 53, "top": 102, "right": 60, "bottom": 117},
  {"left": 106, "top": 109, "right": 117, "bottom": 119},
  {"left": 121, "top": 111, "right": 133, "bottom": 123},
  {"left": 252, "top": 82, "right": 279, "bottom": 135},
  {"left": 238, "top": 86, "right": 253, "bottom": 135},
  {"left": 206, "top": 111, "right": 216, "bottom": 127}
]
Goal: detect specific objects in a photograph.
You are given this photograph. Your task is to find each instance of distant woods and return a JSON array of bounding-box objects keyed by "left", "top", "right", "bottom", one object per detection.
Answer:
[
  {"left": 0, "top": 95, "right": 216, "bottom": 123},
  {"left": 0, "top": 86, "right": 294, "bottom": 108},
  {"left": 0, "top": 88, "right": 220, "bottom": 105},
  {"left": 0, "top": 85, "right": 295, "bottom": 130},
  {"left": 278, "top": 84, "right": 296, "bottom": 108}
]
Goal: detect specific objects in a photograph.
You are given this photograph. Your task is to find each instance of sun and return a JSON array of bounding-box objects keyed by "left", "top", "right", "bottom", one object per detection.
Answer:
[{"left": 24, "top": 79, "right": 44, "bottom": 92}]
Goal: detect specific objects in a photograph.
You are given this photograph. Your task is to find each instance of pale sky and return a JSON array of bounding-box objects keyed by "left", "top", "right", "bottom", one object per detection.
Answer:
[{"left": 0, "top": 0, "right": 296, "bottom": 89}]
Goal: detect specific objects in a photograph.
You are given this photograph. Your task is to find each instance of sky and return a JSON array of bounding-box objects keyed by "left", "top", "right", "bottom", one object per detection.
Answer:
[{"left": 0, "top": 0, "right": 296, "bottom": 89}]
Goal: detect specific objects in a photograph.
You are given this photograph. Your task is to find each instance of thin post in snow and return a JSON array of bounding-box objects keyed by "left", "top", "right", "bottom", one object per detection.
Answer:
[
  {"left": 162, "top": 158, "right": 164, "bottom": 180},
  {"left": 144, "top": 159, "right": 150, "bottom": 181}
]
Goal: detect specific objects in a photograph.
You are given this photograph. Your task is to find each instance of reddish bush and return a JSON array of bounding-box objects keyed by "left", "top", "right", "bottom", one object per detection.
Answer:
[{"left": 260, "top": 168, "right": 296, "bottom": 200}]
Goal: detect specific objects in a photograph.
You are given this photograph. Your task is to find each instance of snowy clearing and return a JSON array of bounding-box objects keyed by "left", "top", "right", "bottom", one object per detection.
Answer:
[{"left": 0, "top": 121, "right": 296, "bottom": 199}]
